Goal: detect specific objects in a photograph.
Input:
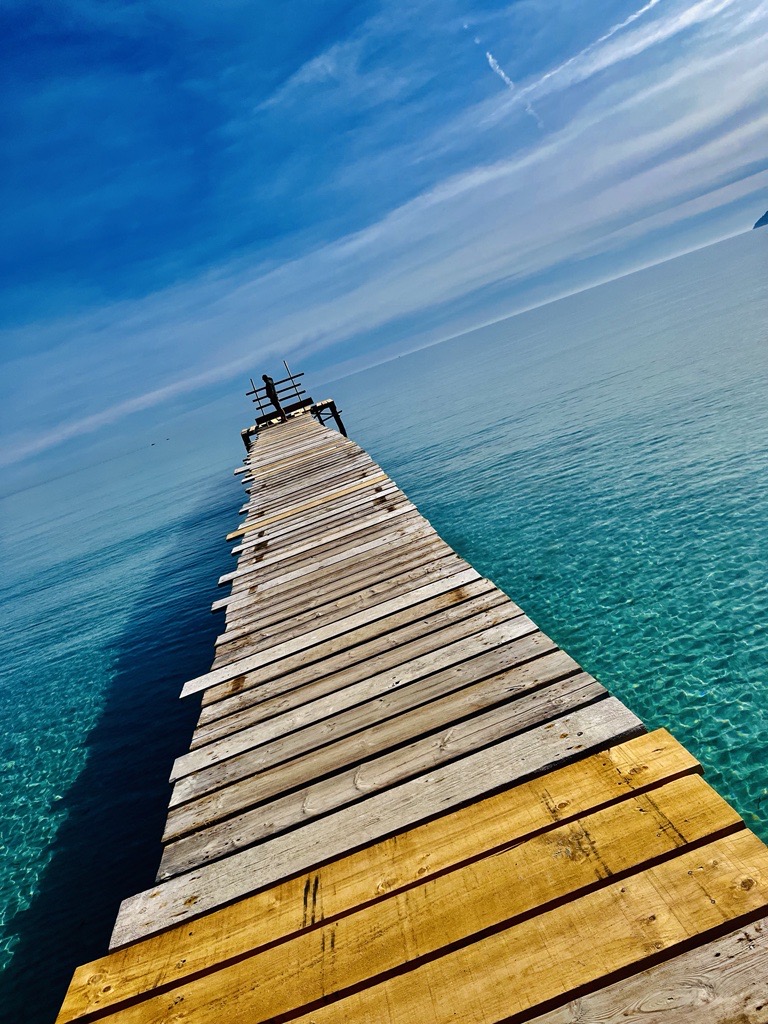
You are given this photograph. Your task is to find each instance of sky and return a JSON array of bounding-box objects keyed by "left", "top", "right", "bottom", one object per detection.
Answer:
[{"left": 2, "top": 0, "right": 768, "bottom": 487}]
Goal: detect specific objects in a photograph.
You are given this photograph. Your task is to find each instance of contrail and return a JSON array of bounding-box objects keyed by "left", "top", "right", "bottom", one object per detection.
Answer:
[
  {"left": 486, "top": 52, "right": 515, "bottom": 90},
  {"left": 486, "top": 51, "right": 544, "bottom": 128}
]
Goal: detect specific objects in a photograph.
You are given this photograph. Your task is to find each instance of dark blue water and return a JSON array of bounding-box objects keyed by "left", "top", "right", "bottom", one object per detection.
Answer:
[{"left": 1, "top": 229, "right": 767, "bottom": 1020}]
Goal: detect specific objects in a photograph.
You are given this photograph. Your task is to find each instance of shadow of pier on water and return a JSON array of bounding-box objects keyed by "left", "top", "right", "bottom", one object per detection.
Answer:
[{"left": 0, "top": 485, "right": 237, "bottom": 1024}]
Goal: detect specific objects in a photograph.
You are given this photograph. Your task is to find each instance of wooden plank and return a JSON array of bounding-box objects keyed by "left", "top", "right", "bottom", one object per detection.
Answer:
[
  {"left": 226, "top": 473, "right": 389, "bottom": 540},
  {"left": 200, "top": 578, "right": 500, "bottom": 710},
  {"left": 234, "top": 479, "right": 405, "bottom": 552},
  {"left": 226, "top": 517, "right": 437, "bottom": 597},
  {"left": 245, "top": 442, "right": 370, "bottom": 483},
  {"left": 110, "top": 699, "right": 644, "bottom": 944},
  {"left": 211, "top": 557, "right": 473, "bottom": 667},
  {"left": 234, "top": 479, "right": 404, "bottom": 548},
  {"left": 246, "top": 436, "right": 348, "bottom": 471},
  {"left": 158, "top": 674, "right": 607, "bottom": 878},
  {"left": 247, "top": 422, "right": 344, "bottom": 456},
  {"left": 59, "top": 730, "right": 700, "bottom": 1021},
  {"left": 242, "top": 457, "right": 379, "bottom": 508},
  {"left": 240, "top": 458, "right": 380, "bottom": 516},
  {"left": 229, "top": 485, "right": 405, "bottom": 554},
  {"left": 225, "top": 505, "right": 422, "bottom": 583},
  {"left": 244, "top": 443, "right": 374, "bottom": 485},
  {"left": 247, "top": 429, "right": 348, "bottom": 464},
  {"left": 215, "top": 542, "right": 462, "bottom": 644},
  {"left": 176, "top": 636, "right": 566, "bottom": 806},
  {"left": 208, "top": 617, "right": 543, "bottom": 771},
  {"left": 172, "top": 614, "right": 542, "bottom": 784},
  {"left": 229, "top": 483, "right": 405, "bottom": 555},
  {"left": 81, "top": 777, "right": 746, "bottom": 1024},
  {"left": 244, "top": 442, "right": 362, "bottom": 483},
  {"left": 247, "top": 439, "right": 345, "bottom": 470},
  {"left": 224, "top": 516, "right": 429, "bottom": 602},
  {"left": 213, "top": 560, "right": 472, "bottom": 665},
  {"left": 191, "top": 590, "right": 516, "bottom": 741},
  {"left": 218, "top": 544, "right": 467, "bottom": 637},
  {"left": 181, "top": 566, "right": 483, "bottom": 696},
  {"left": 277, "top": 831, "right": 768, "bottom": 1024},
  {"left": 218, "top": 503, "right": 419, "bottom": 584},
  {"left": 530, "top": 915, "right": 768, "bottom": 1023},
  {"left": 213, "top": 519, "right": 435, "bottom": 612},
  {"left": 233, "top": 482, "right": 401, "bottom": 545},
  {"left": 166, "top": 651, "right": 588, "bottom": 834}
]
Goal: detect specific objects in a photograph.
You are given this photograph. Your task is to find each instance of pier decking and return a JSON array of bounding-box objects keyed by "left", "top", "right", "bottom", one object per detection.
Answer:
[{"left": 58, "top": 410, "right": 768, "bottom": 1023}]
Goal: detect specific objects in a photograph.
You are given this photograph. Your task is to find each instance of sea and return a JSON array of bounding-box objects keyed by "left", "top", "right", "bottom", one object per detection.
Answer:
[{"left": 1, "top": 228, "right": 767, "bottom": 1021}]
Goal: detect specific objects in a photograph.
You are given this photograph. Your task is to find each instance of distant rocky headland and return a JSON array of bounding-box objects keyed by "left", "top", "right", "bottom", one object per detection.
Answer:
[{"left": 754, "top": 210, "right": 768, "bottom": 229}]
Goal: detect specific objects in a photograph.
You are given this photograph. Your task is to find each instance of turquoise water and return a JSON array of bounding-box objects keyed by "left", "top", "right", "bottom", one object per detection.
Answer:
[
  {"left": 1, "top": 229, "right": 767, "bottom": 1019},
  {"left": 333, "top": 229, "right": 768, "bottom": 836},
  {"left": 0, "top": 450, "right": 241, "bottom": 1019}
]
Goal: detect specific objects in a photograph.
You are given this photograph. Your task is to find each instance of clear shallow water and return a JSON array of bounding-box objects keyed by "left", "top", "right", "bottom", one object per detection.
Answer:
[
  {"left": 1, "top": 229, "right": 767, "bottom": 1019},
  {"left": 0, "top": 448, "right": 241, "bottom": 1020}
]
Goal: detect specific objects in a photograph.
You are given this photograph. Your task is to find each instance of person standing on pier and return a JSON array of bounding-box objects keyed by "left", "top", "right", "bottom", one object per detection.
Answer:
[{"left": 262, "top": 374, "right": 287, "bottom": 422}]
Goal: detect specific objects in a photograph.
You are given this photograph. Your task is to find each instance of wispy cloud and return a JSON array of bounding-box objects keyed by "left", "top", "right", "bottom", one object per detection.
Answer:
[
  {"left": 519, "top": 0, "right": 737, "bottom": 102},
  {"left": 2, "top": 0, "right": 766, "bottom": 474},
  {"left": 521, "top": 0, "right": 665, "bottom": 97}
]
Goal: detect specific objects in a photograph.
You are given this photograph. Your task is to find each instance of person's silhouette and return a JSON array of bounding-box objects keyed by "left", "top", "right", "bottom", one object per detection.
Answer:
[{"left": 262, "top": 374, "right": 287, "bottom": 422}]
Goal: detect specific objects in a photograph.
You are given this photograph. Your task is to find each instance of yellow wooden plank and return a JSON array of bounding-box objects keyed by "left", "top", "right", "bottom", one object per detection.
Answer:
[
  {"left": 58, "top": 730, "right": 698, "bottom": 1022},
  {"left": 225, "top": 473, "right": 388, "bottom": 540},
  {"left": 284, "top": 830, "right": 768, "bottom": 1024},
  {"left": 63, "top": 774, "right": 744, "bottom": 1023}
]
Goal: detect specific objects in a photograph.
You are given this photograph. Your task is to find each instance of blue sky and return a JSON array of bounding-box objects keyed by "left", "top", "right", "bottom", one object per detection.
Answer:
[{"left": 2, "top": 0, "right": 767, "bottom": 482}]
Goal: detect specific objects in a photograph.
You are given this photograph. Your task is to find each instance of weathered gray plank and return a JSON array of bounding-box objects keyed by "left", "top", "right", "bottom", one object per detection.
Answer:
[
  {"left": 192, "top": 589, "right": 515, "bottom": 741},
  {"left": 182, "top": 566, "right": 482, "bottom": 696},
  {"left": 200, "top": 577, "right": 499, "bottom": 710},
  {"left": 530, "top": 916, "right": 768, "bottom": 1024},
  {"left": 246, "top": 436, "right": 351, "bottom": 472},
  {"left": 212, "top": 555, "right": 473, "bottom": 666},
  {"left": 237, "top": 477, "right": 402, "bottom": 538},
  {"left": 167, "top": 648, "right": 582, "bottom": 832},
  {"left": 220, "top": 533, "right": 455, "bottom": 626},
  {"left": 232, "top": 507, "right": 431, "bottom": 575},
  {"left": 245, "top": 443, "right": 370, "bottom": 485},
  {"left": 214, "top": 519, "right": 435, "bottom": 613},
  {"left": 248, "top": 423, "right": 346, "bottom": 459},
  {"left": 109, "top": 698, "right": 643, "bottom": 947},
  {"left": 244, "top": 444, "right": 359, "bottom": 485},
  {"left": 217, "top": 536, "right": 462, "bottom": 638},
  {"left": 244, "top": 444, "right": 379, "bottom": 488},
  {"left": 219, "top": 504, "right": 420, "bottom": 585},
  {"left": 229, "top": 485, "right": 406, "bottom": 554},
  {"left": 240, "top": 457, "right": 380, "bottom": 517},
  {"left": 243, "top": 438, "right": 358, "bottom": 483},
  {"left": 230, "top": 482, "right": 404, "bottom": 553},
  {"left": 228, "top": 472, "right": 391, "bottom": 540},
  {"left": 159, "top": 675, "right": 608, "bottom": 877},
  {"left": 224, "top": 537, "right": 457, "bottom": 629},
  {"left": 219, "top": 519, "right": 440, "bottom": 612},
  {"left": 173, "top": 614, "right": 539, "bottom": 782}
]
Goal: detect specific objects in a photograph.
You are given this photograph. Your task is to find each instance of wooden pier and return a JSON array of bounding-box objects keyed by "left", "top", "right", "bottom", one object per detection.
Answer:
[{"left": 57, "top": 406, "right": 768, "bottom": 1023}]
